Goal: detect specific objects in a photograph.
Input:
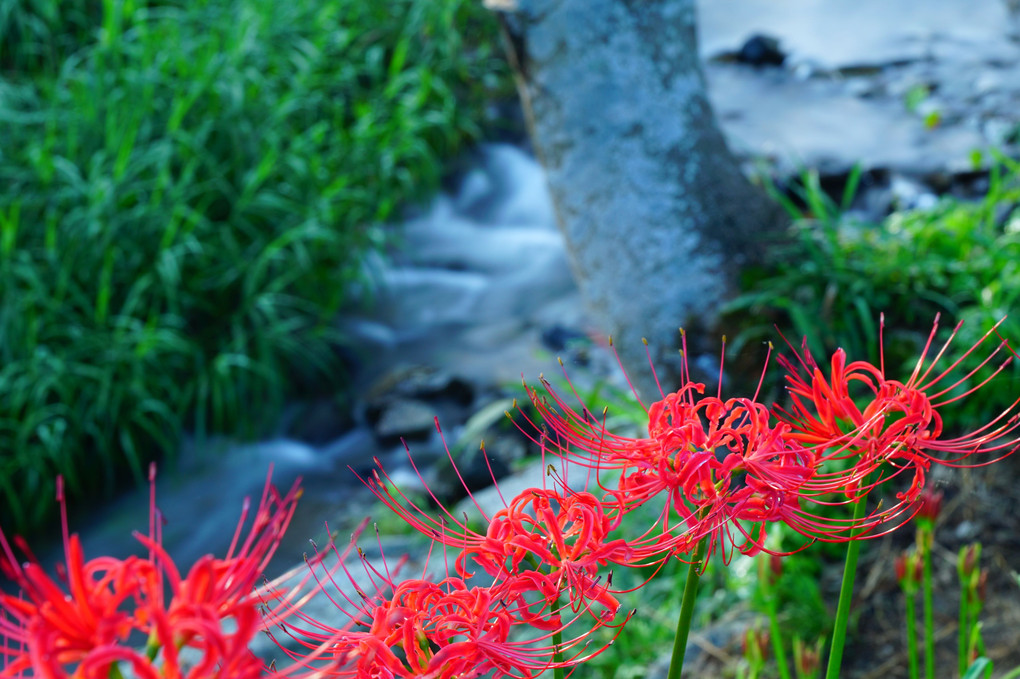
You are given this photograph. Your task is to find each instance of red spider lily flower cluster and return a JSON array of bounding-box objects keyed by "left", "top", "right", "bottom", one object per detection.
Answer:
[
  {"left": 508, "top": 316, "right": 1020, "bottom": 567},
  {"left": 314, "top": 315, "right": 1018, "bottom": 677},
  {"left": 259, "top": 427, "right": 634, "bottom": 678},
  {"left": 4, "top": 315, "right": 1016, "bottom": 679},
  {"left": 259, "top": 522, "right": 626, "bottom": 679},
  {"left": 0, "top": 464, "right": 315, "bottom": 679}
]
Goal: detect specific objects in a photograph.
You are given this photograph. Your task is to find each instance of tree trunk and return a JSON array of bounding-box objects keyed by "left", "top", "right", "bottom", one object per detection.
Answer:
[{"left": 494, "top": 0, "right": 787, "bottom": 400}]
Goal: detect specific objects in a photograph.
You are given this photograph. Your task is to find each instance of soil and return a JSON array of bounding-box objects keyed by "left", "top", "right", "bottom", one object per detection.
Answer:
[
  {"left": 682, "top": 460, "right": 1020, "bottom": 678},
  {"left": 841, "top": 462, "right": 1020, "bottom": 678}
]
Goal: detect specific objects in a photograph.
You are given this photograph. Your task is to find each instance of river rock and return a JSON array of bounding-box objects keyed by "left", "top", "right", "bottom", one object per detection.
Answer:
[
  {"left": 427, "top": 431, "right": 528, "bottom": 508},
  {"left": 365, "top": 364, "right": 474, "bottom": 406},
  {"left": 736, "top": 34, "right": 787, "bottom": 67},
  {"left": 368, "top": 397, "right": 437, "bottom": 446},
  {"left": 280, "top": 397, "right": 354, "bottom": 445}
]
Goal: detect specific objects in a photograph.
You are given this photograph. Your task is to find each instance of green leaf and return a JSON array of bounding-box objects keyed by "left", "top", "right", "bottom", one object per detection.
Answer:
[{"left": 962, "top": 658, "right": 991, "bottom": 679}]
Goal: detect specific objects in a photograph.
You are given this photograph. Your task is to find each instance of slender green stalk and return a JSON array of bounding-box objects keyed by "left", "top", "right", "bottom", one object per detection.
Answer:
[
  {"left": 920, "top": 529, "right": 935, "bottom": 679},
  {"left": 824, "top": 491, "right": 870, "bottom": 679},
  {"left": 553, "top": 623, "right": 565, "bottom": 679},
  {"left": 959, "top": 577, "right": 970, "bottom": 677},
  {"left": 548, "top": 568, "right": 564, "bottom": 679},
  {"left": 905, "top": 587, "right": 919, "bottom": 679},
  {"left": 666, "top": 539, "right": 707, "bottom": 679}
]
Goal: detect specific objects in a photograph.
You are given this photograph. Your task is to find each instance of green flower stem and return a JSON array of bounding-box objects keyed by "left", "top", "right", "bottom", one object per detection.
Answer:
[
  {"left": 959, "top": 580, "right": 970, "bottom": 677},
  {"left": 522, "top": 552, "right": 564, "bottom": 679},
  {"left": 667, "top": 539, "right": 707, "bottom": 679},
  {"left": 553, "top": 617, "right": 565, "bottom": 679},
  {"left": 905, "top": 587, "right": 919, "bottom": 679},
  {"left": 824, "top": 490, "right": 870, "bottom": 679},
  {"left": 920, "top": 527, "right": 935, "bottom": 679}
]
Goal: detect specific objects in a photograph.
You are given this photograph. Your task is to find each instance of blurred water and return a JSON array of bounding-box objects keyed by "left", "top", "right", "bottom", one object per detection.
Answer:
[{"left": 50, "top": 143, "right": 577, "bottom": 579}]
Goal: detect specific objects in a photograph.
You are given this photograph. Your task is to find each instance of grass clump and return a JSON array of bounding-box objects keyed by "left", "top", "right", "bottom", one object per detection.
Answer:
[
  {"left": 726, "top": 156, "right": 1020, "bottom": 429},
  {"left": 0, "top": 0, "right": 510, "bottom": 535}
]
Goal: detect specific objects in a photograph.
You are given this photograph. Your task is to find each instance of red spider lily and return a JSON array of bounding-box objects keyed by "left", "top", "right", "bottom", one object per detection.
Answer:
[
  {"left": 355, "top": 426, "right": 631, "bottom": 623},
  {"left": 509, "top": 340, "right": 880, "bottom": 563},
  {"left": 508, "top": 326, "right": 984, "bottom": 565},
  {"left": 260, "top": 518, "right": 632, "bottom": 678},
  {"left": 775, "top": 314, "right": 1020, "bottom": 513},
  {"left": 0, "top": 476, "right": 157, "bottom": 678},
  {"left": 134, "top": 466, "right": 304, "bottom": 643},
  {"left": 0, "top": 464, "right": 312, "bottom": 679},
  {"left": 455, "top": 488, "right": 631, "bottom": 620},
  {"left": 916, "top": 486, "right": 943, "bottom": 523}
]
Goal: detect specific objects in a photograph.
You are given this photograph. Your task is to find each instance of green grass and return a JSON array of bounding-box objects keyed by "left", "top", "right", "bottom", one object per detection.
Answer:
[
  {"left": 0, "top": 0, "right": 510, "bottom": 535},
  {"left": 726, "top": 156, "right": 1020, "bottom": 429}
]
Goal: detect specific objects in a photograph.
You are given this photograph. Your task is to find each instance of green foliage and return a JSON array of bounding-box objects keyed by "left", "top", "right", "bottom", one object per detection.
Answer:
[
  {"left": 582, "top": 534, "right": 746, "bottom": 679},
  {"left": 0, "top": 0, "right": 509, "bottom": 534},
  {"left": 726, "top": 156, "right": 1020, "bottom": 430}
]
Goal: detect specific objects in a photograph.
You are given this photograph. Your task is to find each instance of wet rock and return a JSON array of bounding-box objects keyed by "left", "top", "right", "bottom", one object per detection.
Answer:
[
  {"left": 281, "top": 397, "right": 354, "bottom": 446},
  {"left": 890, "top": 174, "right": 939, "bottom": 211},
  {"left": 699, "top": 0, "right": 1020, "bottom": 177},
  {"left": 427, "top": 398, "right": 532, "bottom": 506},
  {"left": 737, "top": 33, "right": 786, "bottom": 67},
  {"left": 981, "top": 116, "right": 1019, "bottom": 146},
  {"left": 845, "top": 77, "right": 883, "bottom": 99},
  {"left": 857, "top": 182, "right": 895, "bottom": 218},
  {"left": 540, "top": 324, "right": 589, "bottom": 352},
  {"left": 699, "top": 0, "right": 1017, "bottom": 71},
  {"left": 370, "top": 398, "right": 437, "bottom": 446},
  {"left": 366, "top": 364, "right": 475, "bottom": 407},
  {"left": 428, "top": 434, "right": 517, "bottom": 507}
]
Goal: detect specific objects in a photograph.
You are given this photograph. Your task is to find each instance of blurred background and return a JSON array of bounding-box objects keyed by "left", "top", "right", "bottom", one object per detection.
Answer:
[{"left": 2, "top": 0, "right": 1019, "bottom": 676}]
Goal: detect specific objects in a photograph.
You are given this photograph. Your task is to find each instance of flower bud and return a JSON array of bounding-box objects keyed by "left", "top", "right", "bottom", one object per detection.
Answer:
[
  {"left": 793, "top": 636, "right": 823, "bottom": 679},
  {"left": 958, "top": 543, "right": 981, "bottom": 579},
  {"left": 758, "top": 552, "right": 783, "bottom": 586},
  {"left": 976, "top": 569, "right": 988, "bottom": 605},
  {"left": 769, "top": 553, "right": 783, "bottom": 579},
  {"left": 917, "top": 486, "right": 943, "bottom": 522},
  {"left": 895, "top": 550, "right": 922, "bottom": 592},
  {"left": 895, "top": 553, "right": 907, "bottom": 583},
  {"left": 742, "top": 626, "right": 770, "bottom": 664}
]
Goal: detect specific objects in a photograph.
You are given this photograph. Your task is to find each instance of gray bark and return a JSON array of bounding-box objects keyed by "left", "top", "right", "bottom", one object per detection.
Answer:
[{"left": 496, "top": 0, "right": 787, "bottom": 400}]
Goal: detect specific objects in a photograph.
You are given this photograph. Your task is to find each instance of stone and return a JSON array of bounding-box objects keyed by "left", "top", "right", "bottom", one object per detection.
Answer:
[
  {"left": 281, "top": 397, "right": 354, "bottom": 446},
  {"left": 366, "top": 364, "right": 475, "bottom": 407},
  {"left": 426, "top": 397, "right": 530, "bottom": 506},
  {"left": 369, "top": 398, "right": 437, "bottom": 446},
  {"left": 737, "top": 34, "right": 786, "bottom": 67}
]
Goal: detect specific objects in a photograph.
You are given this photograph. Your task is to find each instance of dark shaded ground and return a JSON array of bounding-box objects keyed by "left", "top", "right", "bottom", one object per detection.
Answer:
[
  {"left": 682, "top": 460, "right": 1020, "bottom": 678},
  {"left": 841, "top": 462, "right": 1020, "bottom": 678}
]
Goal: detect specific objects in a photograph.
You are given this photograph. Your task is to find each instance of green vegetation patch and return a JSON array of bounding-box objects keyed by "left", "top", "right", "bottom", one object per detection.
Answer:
[
  {"left": 727, "top": 157, "right": 1020, "bottom": 430},
  {"left": 0, "top": 0, "right": 509, "bottom": 534}
]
